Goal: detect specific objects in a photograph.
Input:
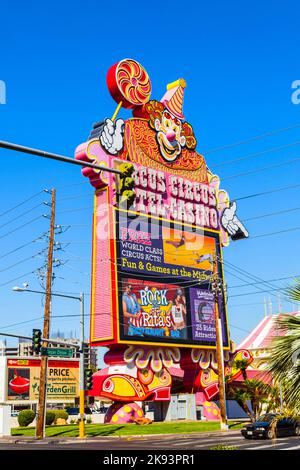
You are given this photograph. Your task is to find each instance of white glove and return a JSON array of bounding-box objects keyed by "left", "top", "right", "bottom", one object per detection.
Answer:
[
  {"left": 99, "top": 118, "right": 124, "bottom": 155},
  {"left": 221, "top": 202, "right": 249, "bottom": 239}
]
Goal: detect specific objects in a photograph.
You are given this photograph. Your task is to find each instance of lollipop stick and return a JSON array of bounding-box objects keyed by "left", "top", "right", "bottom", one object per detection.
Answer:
[{"left": 111, "top": 101, "right": 123, "bottom": 121}]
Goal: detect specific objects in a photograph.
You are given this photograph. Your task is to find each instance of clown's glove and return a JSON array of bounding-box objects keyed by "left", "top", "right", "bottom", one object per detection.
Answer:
[
  {"left": 221, "top": 202, "right": 249, "bottom": 240},
  {"left": 99, "top": 118, "right": 124, "bottom": 155}
]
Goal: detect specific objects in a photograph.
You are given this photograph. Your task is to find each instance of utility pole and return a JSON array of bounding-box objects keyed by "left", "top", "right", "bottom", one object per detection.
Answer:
[
  {"left": 36, "top": 188, "right": 56, "bottom": 439},
  {"left": 212, "top": 256, "right": 228, "bottom": 431},
  {"left": 79, "top": 293, "right": 85, "bottom": 438}
]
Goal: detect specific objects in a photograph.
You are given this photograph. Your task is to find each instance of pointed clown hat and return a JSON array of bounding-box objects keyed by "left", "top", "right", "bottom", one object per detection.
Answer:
[{"left": 161, "top": 78, "right": 186, "bottom": 120}]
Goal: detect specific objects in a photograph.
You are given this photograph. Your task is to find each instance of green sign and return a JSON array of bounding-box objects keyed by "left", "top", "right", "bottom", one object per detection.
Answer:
[{"left": 41, "top": 347, "right": 73, "bottom": 358}]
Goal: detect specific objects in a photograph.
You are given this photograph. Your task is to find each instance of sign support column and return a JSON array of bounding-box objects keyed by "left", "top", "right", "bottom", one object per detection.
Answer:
[
  {"left": 212, "top": 256, "right": 228, "bottom": 431},
  {"left": 79, "top": 293, "right": 85, "bottom": 438}
]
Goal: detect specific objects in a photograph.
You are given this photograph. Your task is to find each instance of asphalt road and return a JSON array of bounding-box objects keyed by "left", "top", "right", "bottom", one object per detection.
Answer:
[{"left": 1, "top": 431, "right": 300, "bottom": 450}]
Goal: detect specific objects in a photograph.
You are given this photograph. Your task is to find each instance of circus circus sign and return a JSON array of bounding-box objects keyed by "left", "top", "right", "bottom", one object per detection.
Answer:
[
  {"left": 132, "top": 166, "right": 220, "bottom": 231},
  {"left": 75, "top": 58, "right": 248, "bottom": 350}
]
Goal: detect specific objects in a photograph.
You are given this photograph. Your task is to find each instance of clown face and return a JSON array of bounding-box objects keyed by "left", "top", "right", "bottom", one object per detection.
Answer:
[{"left": 154, "top": 110, "right": 186, "bottom": 162}]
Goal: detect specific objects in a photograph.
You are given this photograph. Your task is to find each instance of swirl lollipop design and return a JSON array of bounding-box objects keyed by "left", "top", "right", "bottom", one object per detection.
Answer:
[{"left": 107, "top": 58, "right": 151, "bottom": 114}]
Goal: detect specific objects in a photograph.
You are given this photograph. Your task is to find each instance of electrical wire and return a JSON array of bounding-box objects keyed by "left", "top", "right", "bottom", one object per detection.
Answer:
[
  {"left": 228, "top": 274, "right": 300, "bottom": 290},
  {"left": 221, "top": 257, "right": 282, "bottom": 290},
  {"left": 250, "top": 225, "right": 300, "bottom": 239},
  {"left": 243, "top": 205, "right": 300, "bottom": 222},
  {"left": 228, "top": 285, "right": 291, "bottom": 299},
  {"left": 0, "top": 252, "right": 45, "bottom": 273},
  {"left": 0, "top": 316, "right": 44, "bottom": 330},
  {"left": 0, "top": 191, "right": 43, "bottom": 218},
  {"left": 210, "top": 140, "right": 300, "bottom": 169},
  {"left": 214, "top": 255, "right": 293, "bottom": 304},
  {"left": 0, "top": 270, "right": 37, "bottom": 288},
  {"left": 0, "top": 237, "right": 42, "bottom": 260},
  {"left": 235, "top": 181, "right": 300, "bottom": 201},
  {"left": 0, "top": 215, "right": 44, "bottom": 241},
  {"left": 56, "top": 206, "right": 93, "bottom": 214},
  {"left": 203, "top": 122, "right": 300, "bottom": 155},
  {"left": 222, "top": 155, "right": 300, "bottom": 182},
  {"left": 0, "top": 203, "right": 42, "bottom": 230},
  {"left": 60, "top": 245, "right": 291, "bottom": 296}
]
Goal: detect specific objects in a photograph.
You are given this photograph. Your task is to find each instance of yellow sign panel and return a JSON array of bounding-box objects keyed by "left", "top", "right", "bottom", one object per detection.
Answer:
[{"left": 6, "top": 358, "right": 79, "bottom": 402}]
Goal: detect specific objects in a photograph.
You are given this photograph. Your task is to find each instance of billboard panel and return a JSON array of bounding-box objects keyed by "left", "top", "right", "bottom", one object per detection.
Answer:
[
  {"left": 115, "top": 209, "right": 229, "bottom": 348},
  {"left": 120, "top": 278, "right": 188, "bottom": 341},
  {"left": 5, "top": 358, "right": 79, "bottom": 403}
]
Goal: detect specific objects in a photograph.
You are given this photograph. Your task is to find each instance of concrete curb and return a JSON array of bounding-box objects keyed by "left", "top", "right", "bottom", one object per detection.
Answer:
[{"left": 0, "top": 429, "right": 241, "bottom": 445}]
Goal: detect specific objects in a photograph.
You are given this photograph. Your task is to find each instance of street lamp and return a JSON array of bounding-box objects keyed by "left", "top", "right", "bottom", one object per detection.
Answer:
[{"left": 13, "top": 286, "right": 86, "bottom": 438}]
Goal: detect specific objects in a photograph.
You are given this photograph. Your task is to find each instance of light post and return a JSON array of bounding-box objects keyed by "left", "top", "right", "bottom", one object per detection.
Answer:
[{"left": 12, "top": 286, "right": 86, "bottom": 438}]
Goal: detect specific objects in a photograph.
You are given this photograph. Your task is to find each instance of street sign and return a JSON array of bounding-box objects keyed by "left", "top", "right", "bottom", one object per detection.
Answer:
[{"left": 41, "top": 347, "right": 73, "bottom": 358}]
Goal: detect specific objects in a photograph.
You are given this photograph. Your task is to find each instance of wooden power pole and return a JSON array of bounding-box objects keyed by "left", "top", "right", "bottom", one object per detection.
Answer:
[
  {"left": 212, "top": 256, "right": 228, "bottom": 431},
  {"left": 36, "top": 188, "right": 56, "bottom": 439}
]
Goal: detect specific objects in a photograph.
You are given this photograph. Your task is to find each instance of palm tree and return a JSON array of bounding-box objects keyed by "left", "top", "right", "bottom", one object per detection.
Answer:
[
  {"left": 227, "top": 378, "right": 274, "bottom": 422},
  {"left": 232, "top": 358, "right": 249, "bottom": 381},
  {"left": 243, "top": 379, "right": 269, "bottom": 421},
  {"left": 267, "top": 312, "right": 300, "bottom": 413},
  {"left": 228, "top": 388, "right": 253, "bottom": 422},
  {"left": 264, "top": 385, "right": 281, "bottom": 414}
]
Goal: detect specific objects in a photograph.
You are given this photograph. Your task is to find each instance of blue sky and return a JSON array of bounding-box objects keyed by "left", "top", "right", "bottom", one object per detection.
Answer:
[{"left": 1, "top": 0, "right": 300, "bottom": 361}]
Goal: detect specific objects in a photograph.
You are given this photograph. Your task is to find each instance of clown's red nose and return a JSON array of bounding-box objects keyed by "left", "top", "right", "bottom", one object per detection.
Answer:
[{"left": 166, "top": 130, "right": 176, "bottom": 142}]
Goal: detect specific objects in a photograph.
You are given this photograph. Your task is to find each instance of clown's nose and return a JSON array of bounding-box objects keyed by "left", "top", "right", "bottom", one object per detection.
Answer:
[{"left": 166, "top": 131, "right": 176, "bottom": 142}]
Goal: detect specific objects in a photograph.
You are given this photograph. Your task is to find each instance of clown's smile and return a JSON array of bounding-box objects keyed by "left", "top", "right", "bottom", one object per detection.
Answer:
[{"left": 157, "top": 131, "right": 181, "bottom": 162}]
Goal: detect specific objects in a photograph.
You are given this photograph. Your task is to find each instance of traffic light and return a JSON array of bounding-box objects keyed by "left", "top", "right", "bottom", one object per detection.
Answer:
[
  {"left": 32, "top": 329, "right": 42, "bottom": 354},
  {"left": 84, "top": 369, "right": 93, "bottom": 391},
  {"left": 117, "top": 162, "right": 136, "bottom": 207}
]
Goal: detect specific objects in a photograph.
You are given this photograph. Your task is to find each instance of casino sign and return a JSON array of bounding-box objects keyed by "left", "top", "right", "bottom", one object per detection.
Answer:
[{"left": 75, "top": 58, "right": 249, "bottom": 423}]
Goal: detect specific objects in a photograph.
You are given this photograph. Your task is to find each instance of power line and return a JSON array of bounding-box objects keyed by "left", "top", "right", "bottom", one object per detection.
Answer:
[
  {"left": 210, "top": 140, "right": 300, "bottom": 169},
  {"left": 222, "top": 257, "right": 283, "bottom": 291},
  {"left": 0, "top": 203, "right": 42, "bottom": 230},
  {"left": 0, "top": 191, "right": 43, "bottom": 218},
  {"left": 228, "top": 274, "right": 300, "bottom": 289},
  {"left": 0, "top": 216, "right": 44, "bottom": 241},
  {"left": 59, "top": 250, "right": 291, "bottom": 297},
  {"left": 220, "top": 257, "right": 290, "bottom": 298},
  {"left": 60, "top": 239, "right": 285, "bottom": 293},
  {"left": 0, "top": 252, "right": 44, "bottom": 274},
  {"left": 56, "top": 206, "right": 93, "bottom": 214},
  {"left": 0, "top": 238, "right": 41, "bottom": 261},
  {"left": 57, "top": 194, "right": 91, "bottom": 202},
  {"left": 0, "top": 316, "right": 44, "bottom": 330},
  {"left": 203, "top": 122, "right": 300, "bottom": 155},
  {"left": 235, "top": 182, "right": 300, "bottom": 201},
  {"left": 0, "top": 270, "right": 36, "bottom": 288},
  {"left": 228, "top": 324, "right": 252, "bottom": 334},
  {"left": 222, "top": 155, "right": 300, "bottom": 182},
  {"left": 250, "top": 225, "right": 300, "bottom": 239},
  {"left": 244, "top": 205, "right": 300, "bottom": 222},
  {"left": 218, "top": 257, "right": 290, "bottom": 302},
  {"left": 228, "top": 301, "right": 266, "bottom": 307},
  {"left": 228, "top": 285, "right": 291, "bottom": 299}
]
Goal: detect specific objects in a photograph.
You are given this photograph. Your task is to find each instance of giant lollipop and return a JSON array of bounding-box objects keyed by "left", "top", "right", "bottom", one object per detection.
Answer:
[{"left": 106, "top": 58, "right": 151, "bottom": 120}]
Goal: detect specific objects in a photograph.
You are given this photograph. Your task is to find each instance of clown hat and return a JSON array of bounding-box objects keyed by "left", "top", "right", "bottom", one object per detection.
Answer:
[{"left": 161, "top": 78, "right": 186, "bottom": 120}]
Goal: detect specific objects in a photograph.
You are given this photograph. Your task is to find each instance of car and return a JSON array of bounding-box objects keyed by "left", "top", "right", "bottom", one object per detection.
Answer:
[
  {"left": 241, "top": 413, "right": 300, "bottom": 439},
  {"left": 11, "top": 410, "right": 19, "bottom": 417},
  {"left": 66, "top": 407, "right": 92, "bottom": 416}
]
